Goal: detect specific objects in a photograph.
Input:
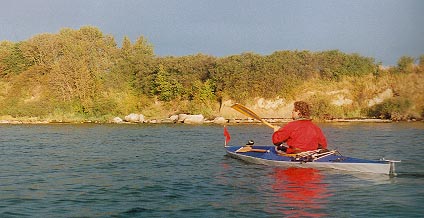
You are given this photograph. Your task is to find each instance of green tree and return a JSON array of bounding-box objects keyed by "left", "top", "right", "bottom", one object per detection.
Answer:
[
  {"left": 316, "top": 50, "right": 375, "bottom": 80},
  {"left": 0, "top": 41, "right": 32, "bottom": 77},
  {"left": 152, "top": 65, "right": 183, "bottom": 101},
  {"left": 190, "top": 79, "right": 216, "bottom": 102},
  {"left": 396, "top": 56, "right": 415, "bottom": 73},
  {"left": 155, "top": 54, "right": 216, "bottom": 99},
  {"left": 124, "top": 36, "right": 156, "bottom": 95}
]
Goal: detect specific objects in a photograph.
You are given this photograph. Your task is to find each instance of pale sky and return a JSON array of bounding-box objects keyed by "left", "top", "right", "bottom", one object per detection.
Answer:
[{"left": 1, "top": 0, "right": 423, "bottom": 65}]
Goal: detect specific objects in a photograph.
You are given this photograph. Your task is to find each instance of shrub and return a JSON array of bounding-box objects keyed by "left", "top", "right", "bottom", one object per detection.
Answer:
[
  {"left": 367, "top": 98, "right": 411, "bottom": 120},
  {"left": 307, "top": 94, "right": 344, "bottom": 119}
]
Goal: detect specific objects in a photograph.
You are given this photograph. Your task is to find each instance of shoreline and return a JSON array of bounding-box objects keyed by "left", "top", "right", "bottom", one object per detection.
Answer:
[{"left": 1, "top": 117, "right": 421, "bottom": 125}]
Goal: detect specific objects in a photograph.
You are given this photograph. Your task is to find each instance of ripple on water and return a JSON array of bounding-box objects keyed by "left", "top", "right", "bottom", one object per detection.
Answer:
[{"left": 0, "top": 123, "right": 423, "bottom": 217}]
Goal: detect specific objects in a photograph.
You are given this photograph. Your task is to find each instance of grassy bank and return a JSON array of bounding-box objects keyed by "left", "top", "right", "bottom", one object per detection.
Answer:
[{"left": 1, "top": 27, "right": 422, "bottom": 122}]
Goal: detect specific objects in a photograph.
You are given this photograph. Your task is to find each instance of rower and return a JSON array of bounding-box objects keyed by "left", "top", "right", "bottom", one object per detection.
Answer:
[{"left": 272, "top": 101, "right": 328, "bottom": 154}]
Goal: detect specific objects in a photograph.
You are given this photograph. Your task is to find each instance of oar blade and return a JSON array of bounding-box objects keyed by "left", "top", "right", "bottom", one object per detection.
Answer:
[
  {"left": 231, "top": 103, "right": 261, "bottom": 121},
  {"left": 231, "top": 103, "right": 276, "bottom": 129}
]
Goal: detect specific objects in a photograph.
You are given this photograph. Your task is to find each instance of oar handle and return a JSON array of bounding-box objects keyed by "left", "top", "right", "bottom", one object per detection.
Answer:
[{"left": 260, "top": 119, "right": 277, "bottom": 129}]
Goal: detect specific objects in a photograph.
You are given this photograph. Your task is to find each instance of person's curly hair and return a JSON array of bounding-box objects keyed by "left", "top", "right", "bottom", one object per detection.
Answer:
[{"left": 294, "top": 101, "right": 310, "bottom": 118}]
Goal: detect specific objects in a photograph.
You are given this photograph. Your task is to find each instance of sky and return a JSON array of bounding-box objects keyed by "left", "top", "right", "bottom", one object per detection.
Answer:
[{"left": 0, "top": 0, "right": 423, "bottom": 66}]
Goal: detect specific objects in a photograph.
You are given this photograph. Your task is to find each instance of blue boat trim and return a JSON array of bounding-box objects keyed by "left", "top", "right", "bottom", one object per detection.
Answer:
[{"left": 225, "top": 145, "right": 398, "bottom": 175}]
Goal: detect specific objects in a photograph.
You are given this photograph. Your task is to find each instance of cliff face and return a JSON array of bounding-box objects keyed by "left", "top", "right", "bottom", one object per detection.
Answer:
[
  {"left": 224, "top": 70, "right": 424, "bottom": 121},
  {"left": 220, "top": 99, "right": 293, "bottom": 119}
]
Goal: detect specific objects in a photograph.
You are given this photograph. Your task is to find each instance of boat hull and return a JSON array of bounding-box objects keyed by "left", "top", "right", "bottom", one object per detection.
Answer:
[{"left": 225, "top": 145, "right": 396, "bottom": 175}]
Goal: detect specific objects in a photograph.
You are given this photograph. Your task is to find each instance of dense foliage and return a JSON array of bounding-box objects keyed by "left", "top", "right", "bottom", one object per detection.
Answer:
[{"left": 0, "top": 26, "right": 423, "bottom": 121}]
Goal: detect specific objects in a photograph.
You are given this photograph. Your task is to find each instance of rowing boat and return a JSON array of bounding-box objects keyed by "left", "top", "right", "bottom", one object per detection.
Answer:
[
  {"left": 225, "top": 145, "right": 400, "bottom": 175},
  {"left": 225, "top": 103, "right": 400, "bottom": 175}
]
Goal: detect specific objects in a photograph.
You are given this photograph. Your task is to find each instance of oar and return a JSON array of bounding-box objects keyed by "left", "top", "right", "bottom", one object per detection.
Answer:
[
  {"left": 231, "top": 103, "right": 278, "bottom": 129},
  {"left": 235, "top": 146, "right": 268, "bottom": 153}
]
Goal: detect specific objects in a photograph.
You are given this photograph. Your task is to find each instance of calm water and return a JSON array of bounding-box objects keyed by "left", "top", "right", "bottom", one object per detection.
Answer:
[{"left": 0, "top": 123, "right": 423, "bottom": 217}]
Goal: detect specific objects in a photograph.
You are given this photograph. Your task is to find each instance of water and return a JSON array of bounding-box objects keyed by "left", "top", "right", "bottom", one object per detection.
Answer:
[{"left": 0, "top": 123, "right": 423, "bottom": 217}]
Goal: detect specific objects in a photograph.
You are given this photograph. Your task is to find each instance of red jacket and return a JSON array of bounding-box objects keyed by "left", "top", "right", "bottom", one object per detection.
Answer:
[{"left": 272, "top": 120, "right": 327, "bottom": 153}]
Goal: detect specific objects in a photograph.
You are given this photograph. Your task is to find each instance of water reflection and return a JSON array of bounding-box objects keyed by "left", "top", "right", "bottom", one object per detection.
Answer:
[{"left": 270, "top": 167, "right": 331, "bottom": 218}]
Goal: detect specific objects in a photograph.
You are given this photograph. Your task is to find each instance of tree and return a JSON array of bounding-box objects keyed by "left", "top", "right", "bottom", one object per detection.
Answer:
[
  {"left": 121, "top": 36, "right": 132, "bottom": 58},
  {"left": 396, "top": 56, "right": 415, "bottom": 73},
  {"left": 418, "top": 55, "right": 424, "bottom": 73},
  {"left": 0, "top": 41, "right": 31, "bottom": 77},
  {"left": 151, "top": 65, "right": 183, "bottom": 101},
  {"left": 190, "top": 79, "right": 216, "bottom": 102},
  {"left": 46, "top": 26, "right": 118, "bottom": 114},
  {"left": 133, "top": 36, "right": 154, "bottom": 57},
  {"left": 122, "top": 36, "right": 156, "bottom": 95}
]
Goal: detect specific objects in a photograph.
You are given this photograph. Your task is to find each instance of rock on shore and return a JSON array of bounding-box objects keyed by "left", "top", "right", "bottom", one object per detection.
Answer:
[
  {"left": 183, "top": 114, "right": 205, "bottom": 124},
  {"left": 213, "top": 117, "right": 227, "bottom": 124},
  {"left": 124, "top": 113, "right": 145, "bottom": 123}
]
